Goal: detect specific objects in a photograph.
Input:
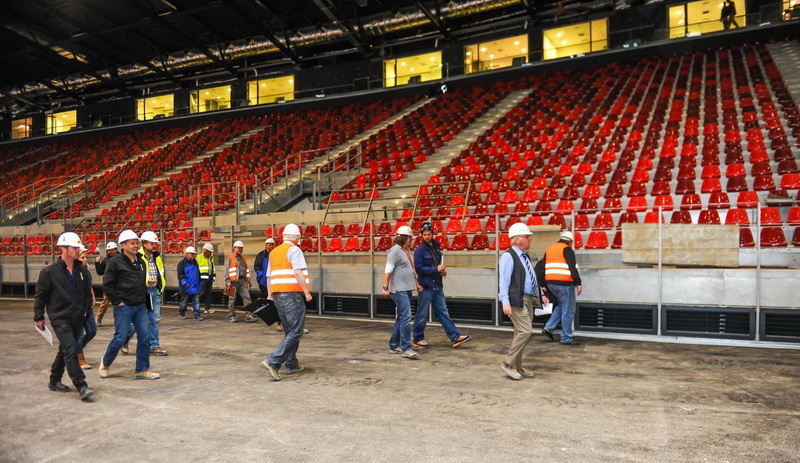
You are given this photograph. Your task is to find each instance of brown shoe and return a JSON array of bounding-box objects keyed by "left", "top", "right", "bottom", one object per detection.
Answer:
[
  {"left": 150, "top": 347, "right": 168, "bottom": 356},
  {"left": 78, "top": 353, "right": 92, "bottom": 370},
  {"left": 135, "top": 370, "right": 160, "bottom": 380}
]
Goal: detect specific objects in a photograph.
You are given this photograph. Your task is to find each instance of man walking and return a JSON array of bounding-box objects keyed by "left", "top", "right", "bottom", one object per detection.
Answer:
[
  {"left": 177, "top": 246, "right": 204, "bottom": 321},
  {"left": 542, "top": 231, "right": 582, "bottom": 346},
  {"left": 226, "top": 240, "right": 256, "bottom": 323},
  {"left": 262, "top": 224, "right": 312, "bottom": 381},
  {"left": 254, "top": 238, "right": 275, "bottom": 298},
  {"left": 100, "top": 230, "right": 159, "bottom": 380},
  {"left": 34, "top": 232, "right": 95, "bottom": 401},
  {"left": 138, "top": 231, "right": 168, "bottom": 356},
  {"left": 94, "top": 241, "right": 118, "bottom": 326},
  {"left": 498, "top": 223, "right": 547, "bottom": 380},
  {"left": 197, "top": 243, "right": 216, "bottom": 314},
  {"left": 412, "top": 222, "right": 471, "bottom": 349}
]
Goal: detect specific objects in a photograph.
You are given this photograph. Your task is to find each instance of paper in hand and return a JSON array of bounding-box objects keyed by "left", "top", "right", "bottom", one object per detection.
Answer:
[
  {"left": 35, "top": 323, "right": 54, "bottom": 346},
  {"left": 534, "top": 303, "right": 553, "bottom": 317}
]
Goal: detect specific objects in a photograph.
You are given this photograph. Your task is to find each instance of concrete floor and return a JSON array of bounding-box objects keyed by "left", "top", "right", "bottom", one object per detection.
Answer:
[{"left": 1, "top": 298, "right": 799, "bottom": 463}]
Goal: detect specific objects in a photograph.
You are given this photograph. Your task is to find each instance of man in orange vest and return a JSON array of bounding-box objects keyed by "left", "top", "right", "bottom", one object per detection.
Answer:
[
  {"left": 542, "top": 231, "right": 582, "bottom": 346},
  {"left": 261, "top": 223, "right": 312, "bottom": 381},
  {"left": 225, "top": 240, "right": 255, "bottom": 323}
]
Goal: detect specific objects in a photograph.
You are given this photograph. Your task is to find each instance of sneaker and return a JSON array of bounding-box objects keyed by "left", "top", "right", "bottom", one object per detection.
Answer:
[
  {"left": 99, "top": 359, "right": 109, "bottom": 378},
  {"left": 229, "top": 317, "right": 238, "bottom": 323},
  {"left": 500, "top": 362, "right": 522, "bottom": 380},
  {"left": 135, "top": 370, "right": 160, "bottom": 380},
  {"left": 303, "top": 329, "right": 309, "bottom": 334},
  {"left": 283, "top": 365, "right": 305, "bottom": 375},
  {"left": 389, "top": 346, "right": 403, "bottom": 354},
  {"left": 79, "top": 386, "right": 95, "bottom": 401},
  {"left": 542, "top": 329, "right": 555, "bottom": 341},
  {"left": 412, "top": 340, "right": 430, "bottom": 349},
  {"left": 204, "top": 309, "right": 216, "bottom": 314},
  {"left": 178, "top": 314, "right": 186, "bottom": 320},
  {"left": 48, "top": 381, "right": 70, "bottom": 393},
  {"left": 261, "top": 360, "right": 282, "bottom": 381},
  {"left": 195, "top": 316, "right": 205, "bottom": 321},
  {"left": 518, "top": 368, "right": 535, "bottom": 379},
  {"left": 121, "top": 341, "right": 129, "bottom": 355},
  {"left": 275, "top": 323, "right": 284, "bottom": 332},
  {"left": 95, "top": 318, "right": 102, "bottom": 327},
  {"left": 451, "top": 335, "right": 472, "bottom": 348},
  {"left": 150, "top": 347, "right": 168, "bottom": 356},
  {"left": 561, "top": 340, "right": 582, "bottom": 346},
  {"left": 401, "top": 349, "right": 420, "bottom": 360},
  {"left": 245, "top": 315, "right": 258, "bottom": 323}
]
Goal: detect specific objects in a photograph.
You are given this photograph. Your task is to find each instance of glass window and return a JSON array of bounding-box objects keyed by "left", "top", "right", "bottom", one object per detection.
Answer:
[
  {"left": 190, "top": 85, "right": 232, "bottom": 114},
  {"left": 669, "top": 0, "right": 747, "bottom": 38},
  {"left": 384, "top": 51, "right": 443, "bottom": 88},
  {"left": 11, "top": 118, "right": 32, "bottom": 140},
  {"left": 248, "top": 76, "right": 295, "bottom": 106},
  {"left": 464, "top": 34, "right": 529, "bottom": 74},
  {"left": 543, "top": 19, "right": 608, "bottom": 61},
  {"left": 783, "top": 0, "right": 798, "bottom": 19},
  {"left": 136, "top": 94, "right": 174, "bottom": 121},
  {"left": 46, "top": 110, "right": 77, "bottom": 135}
]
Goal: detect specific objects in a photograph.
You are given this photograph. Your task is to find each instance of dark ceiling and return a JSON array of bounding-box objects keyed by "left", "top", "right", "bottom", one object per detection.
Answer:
[{"left": 0, "top": 0, "right": 608, "bottom": 115}]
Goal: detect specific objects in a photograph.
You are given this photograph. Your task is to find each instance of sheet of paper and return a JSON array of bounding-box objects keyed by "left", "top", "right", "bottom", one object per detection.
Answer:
[
  {"left": 534, "top": 303, "right": 553, "bottom": 317},
  {"left": 35, "top": 323, "right": 54, "bottom": 346}
]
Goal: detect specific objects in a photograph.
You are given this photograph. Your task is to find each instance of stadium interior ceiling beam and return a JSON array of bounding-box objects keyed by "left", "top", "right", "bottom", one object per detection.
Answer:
[
  {"left": 414, "top": 0, "right": 454, "bottom": 41},
  {"left": 518, "top": 0, "right": 539, "bottom": 20},
  {"left": 311, "top": 0, "right": 372, "bottom": 57},
  {"left": 0, "top": 88, "right": 46, "bottom": 112},
  {"left": 239, "top": 0, "right": 303, "bottom": 65}
]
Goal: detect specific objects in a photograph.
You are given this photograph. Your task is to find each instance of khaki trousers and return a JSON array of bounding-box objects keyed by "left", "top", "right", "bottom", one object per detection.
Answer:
[
  {"left": 96, "top": 295, "right": 112, "bottom": 322},
  {"left": 505, "top": 294, "right": 535, "bottom": 370},
  {"left": 227, "top": 281, "right": 252, "bottom": 317}
]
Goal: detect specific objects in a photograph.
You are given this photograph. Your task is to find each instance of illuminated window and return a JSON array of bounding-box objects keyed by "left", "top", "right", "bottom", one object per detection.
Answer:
[
  {"left": 46, "top": 110, "right": 77, "bottom": 135},
  {"left": 669, "top": 0, "right": 747, "bottom": 39},
  {"left": 464, "top": 34, "right": 529, "bottom": 74},
  {"left": 136, "top": 94, "right": 174, "bottom": 121},
  {"left": 543, "top": 19, "right": 608, "bottom": 61},
  {"left": 248, "top": 75, "right": 295, "bottom": 106},
  {"left": 190, "top": 85, "right": 232, "bottom": 114},
  {"left": 783, "top": 0, "right": 799, "bottom": 19},
  {"left": 384, "top": 51, "right": 443, "bottom": 88},
  {"left": 11, "top": 118, "right": 32, "bottom": 140}
]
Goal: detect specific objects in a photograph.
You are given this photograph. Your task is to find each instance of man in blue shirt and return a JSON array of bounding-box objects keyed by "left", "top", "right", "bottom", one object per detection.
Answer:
[
  {"left": 412, "top": 222, "right": 471, "bottom": 349},
  {"left": 498, "top": 223, "right": 547, "bottom": 380}
]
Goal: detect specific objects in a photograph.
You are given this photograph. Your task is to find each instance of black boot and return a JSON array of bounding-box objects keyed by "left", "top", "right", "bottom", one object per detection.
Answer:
[
  {"left": 79, "top": 386, "right": 95, "bottom": 401},
  {"left": 48, "top": 381, "right": 71, "bottom": 393}
]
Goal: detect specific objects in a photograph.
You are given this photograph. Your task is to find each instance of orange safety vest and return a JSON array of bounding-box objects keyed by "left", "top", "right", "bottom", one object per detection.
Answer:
[
  {"left": 227, "top": 254, "right": 250, "bottom": 283},
  {"left": 269, "top": 242, "right": 309, "bottom": 293},
  {"left": 544, "top": 242, "right": 574, "bottom": 283}
]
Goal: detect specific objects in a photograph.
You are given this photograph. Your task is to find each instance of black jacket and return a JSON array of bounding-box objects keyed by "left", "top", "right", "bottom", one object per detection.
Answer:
[
  {"left": 95, "top": 255, "right": 113, "bottom": 275},
  {"left": 34, "top": 258, "right": 93, "bottom": 325},
  {"left": 102, "top": 252, "right": 148, "bottom": 306}
]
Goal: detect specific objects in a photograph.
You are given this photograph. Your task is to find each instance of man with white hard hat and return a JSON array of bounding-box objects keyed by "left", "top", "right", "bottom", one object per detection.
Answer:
[
  {"left": 262, "top": 223, "right": 313, "bottom": 380},
  {"left": 225, "top": 240, "right": 254, "bottom": 323},
  {"left": 498, "top": 223, "right": 548, "bottom": 380},
  {"left": 100, "top": 230, "right": 159, "bottom": 380},
  {"left": 34, "top": 232, "right": 95, "bottom": 400},
  {"left": 94, "top": 241, "right": 118, "bottom": 326},
  {"left": 254, "top": 238, "right": 276, "bottom": 299},
  {"left": 196, "top": 243, "right": 216, "bottom": 314},
  {"left": 541, "top": 230, "right": 582, "bottom": 346},
  {"left": 177, "top": 246, "right": 204, "bottom": 321},
  {"left": 138, "top": 231, "right": 168, "bottom": 356}
]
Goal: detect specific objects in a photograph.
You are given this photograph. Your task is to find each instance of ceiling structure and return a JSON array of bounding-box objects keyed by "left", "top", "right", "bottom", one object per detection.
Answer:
[{"left": 0, "top": 0, "right": 613, "bottom": 117}]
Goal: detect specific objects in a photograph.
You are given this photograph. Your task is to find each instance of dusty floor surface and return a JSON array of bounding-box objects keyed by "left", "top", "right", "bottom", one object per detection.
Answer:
[{"left": 1, "top": 298, "right": 799, "bottom": 463}]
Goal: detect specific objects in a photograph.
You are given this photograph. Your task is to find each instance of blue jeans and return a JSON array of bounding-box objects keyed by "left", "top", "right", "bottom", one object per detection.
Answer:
[
  {"left": 267, "top": 293, "right": 306, "bottom": 370},
  {"left": 179, "top": 292, "right": 200, "bottom": 317},
  {"left": 389, "top": 290, "right": 413, "bottom": 351},
  {"left": 544, "top": 284, "right": 576, "bottom": 344},
  {"left": 413, "top": 286, "right": 460, "bottom": 342},
  {"left": 148, "top": 288, "right": 162, "bottom": 349},
  {"left": 103, "top": 303, "right": 150, "bottom": 372},
  {"left": 77, "top": 310, "right": 97, "bottom": 354}
]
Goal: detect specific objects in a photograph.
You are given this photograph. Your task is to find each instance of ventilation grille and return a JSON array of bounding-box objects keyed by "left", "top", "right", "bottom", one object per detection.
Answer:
[
  {"left": 577, "top": 304, "right": 655, "bottom": 333},
  {"left": 322, "top": 295, "right": 369, "bottom": 317},
  {"left": 375, "top": 296, "right": 418, "bottom": 319},
  {"left": 446, "top": 299, "right": 494, "bottom": 323},
  {"left": 763, "top": 311, "right": 800, "bottom": 340},
  {"left": 665, "top": 307, "right": 752, "bottom": 338}
]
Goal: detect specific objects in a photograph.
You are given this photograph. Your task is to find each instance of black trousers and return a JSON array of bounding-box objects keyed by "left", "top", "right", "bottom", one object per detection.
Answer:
[
  {"left": 51, "top": 321, "right": 88, "bottom": 389},
  {"left": 258, "top": 283, "right": 268, "bottom": 299},
  {"left": 201, "top": 279, "right": 214, "bottom": 310}
]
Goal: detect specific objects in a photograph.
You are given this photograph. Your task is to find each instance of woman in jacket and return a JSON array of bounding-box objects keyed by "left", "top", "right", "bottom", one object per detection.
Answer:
[{"left": 177, "top": 246, "right": 204, "bottom": 321}]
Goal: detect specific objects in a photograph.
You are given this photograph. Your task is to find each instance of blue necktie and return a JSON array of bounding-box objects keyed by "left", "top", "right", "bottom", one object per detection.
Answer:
[{"left": 521, "top": 252, "right": 536, "bottom": 292}]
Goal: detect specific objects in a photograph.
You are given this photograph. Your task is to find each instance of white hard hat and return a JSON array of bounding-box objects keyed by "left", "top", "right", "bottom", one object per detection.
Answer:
[
  {"left": 233, "top": 240, "right": 244, "bottom": 248},
  {"left": 56, "top": 232, "right": 83, "bottom": 248},
  {"left": 140, "top": 231, "right": 160, "bottom": 243},
  {"left": 265, "top": 238, "right": 275, "bottom": 244},
  {"left": 203, "top": 243, "right": 214, "bottom": 252},
  {"left": 118, "top": 230, "right": 139, "bottom": 243},
  {"left": 79, "top": 244, "right": 88, "bottom": 253},
  {"left": 282, "top": 223, "right": 301, "bottom": 237},
  {"left": 560, "top": 230, "right": 575, "bottom": 242},
  {"left": 508, "top": 222, "right": 533, "bottom": 238},
  {"left": 396, "top": 225, "right": 413, "bottom": 236},
  {"left": 106, "top": 242, "right": 118, "bottom": 251},
  {"left": 185, "top": 246, "right": 197, "bottom": 254}
]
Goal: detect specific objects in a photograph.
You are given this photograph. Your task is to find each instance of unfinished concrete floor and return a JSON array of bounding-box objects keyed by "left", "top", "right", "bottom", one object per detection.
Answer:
[{"left": 1, "top": 298, "right": 799, "bottom": 462}]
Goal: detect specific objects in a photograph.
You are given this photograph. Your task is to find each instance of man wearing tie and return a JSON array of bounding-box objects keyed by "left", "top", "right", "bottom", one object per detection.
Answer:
[
  {"left": 542, "top": 231, "right": 582, "bottom": 346},
  {"left": 498, "top": 223, "right": 547, "bottom": 380}
]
